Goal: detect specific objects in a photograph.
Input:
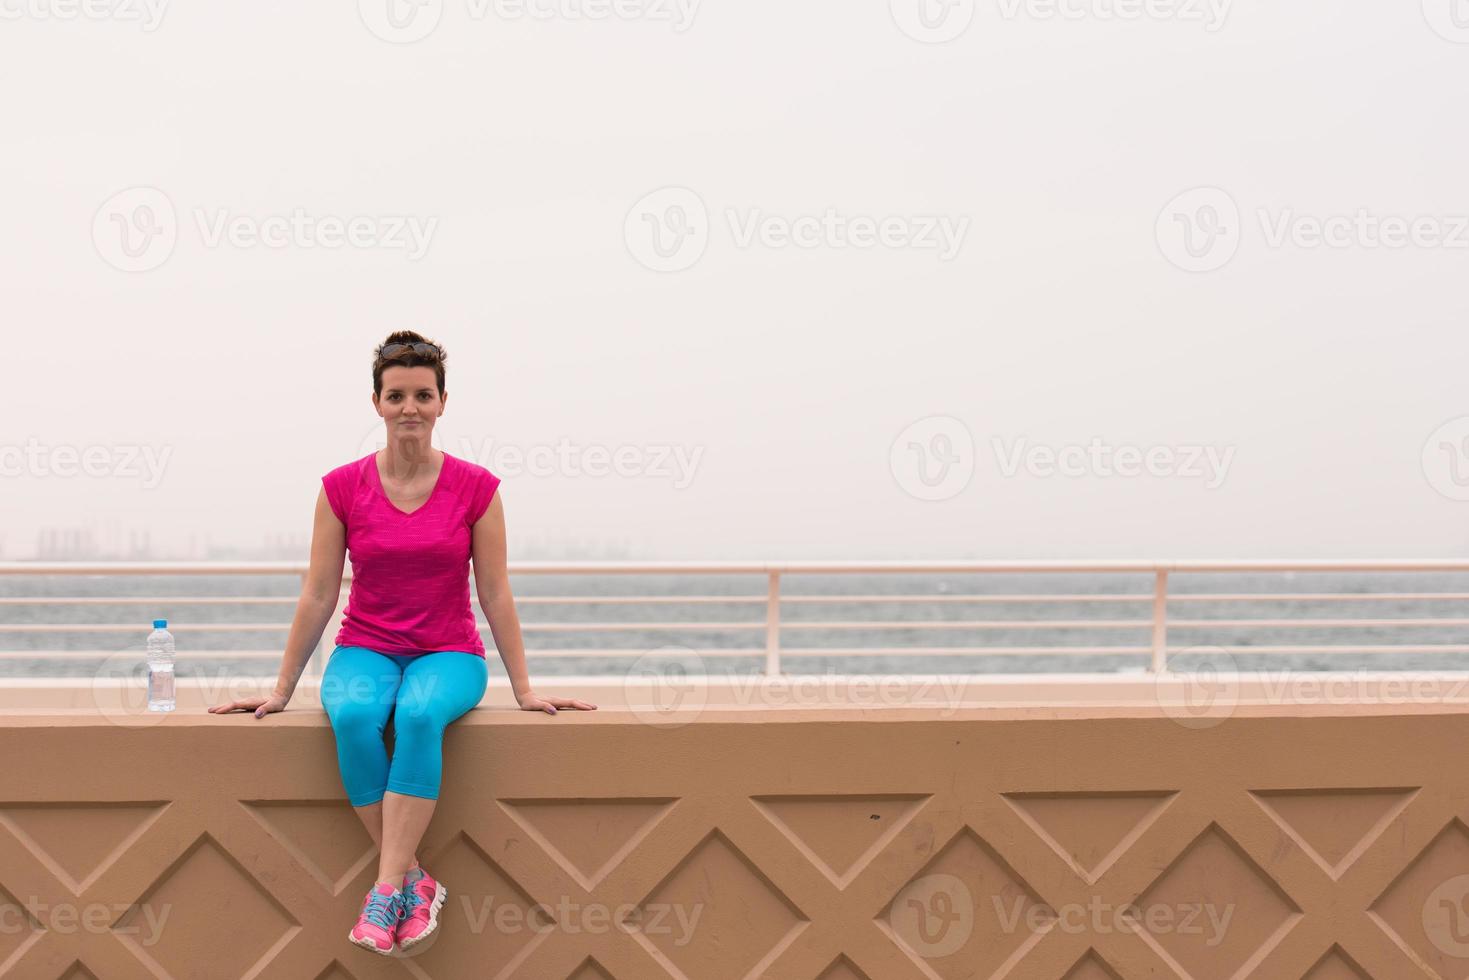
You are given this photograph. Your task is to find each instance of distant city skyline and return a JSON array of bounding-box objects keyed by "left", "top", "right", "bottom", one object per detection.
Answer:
[{"left": 16, "top": 523, "right": 639, "bottom": 562}]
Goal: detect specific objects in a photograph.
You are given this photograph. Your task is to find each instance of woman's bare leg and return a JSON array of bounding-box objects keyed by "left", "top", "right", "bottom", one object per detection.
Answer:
[
  {"left": 353, "top": 800, "right": 419, "bottom": 877},
  {"left": 377, "top": 791, "right": 436, "bottom": 885},
  {"left": 354, "top": 801, "right": 384, "bottom": 848}
]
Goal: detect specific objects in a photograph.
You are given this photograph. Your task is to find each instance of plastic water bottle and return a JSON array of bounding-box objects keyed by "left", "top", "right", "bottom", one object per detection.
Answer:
[{"left": 147, "top": 619, "right": 176, "bottom": 712}]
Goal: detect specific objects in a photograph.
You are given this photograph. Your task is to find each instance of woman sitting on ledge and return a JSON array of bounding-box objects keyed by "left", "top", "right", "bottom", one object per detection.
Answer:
[{"left": 208, "top": 330, "right": 596, "bottom": 956}]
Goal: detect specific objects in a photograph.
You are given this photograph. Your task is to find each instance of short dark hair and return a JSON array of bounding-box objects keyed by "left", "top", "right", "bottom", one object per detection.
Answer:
[{"left": 372, "top": 330, "right": 446, "bottom": 397}]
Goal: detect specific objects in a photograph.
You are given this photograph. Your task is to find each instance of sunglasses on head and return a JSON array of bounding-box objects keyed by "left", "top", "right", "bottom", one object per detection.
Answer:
[{"left": 377, "top": 341, "right": 443, "bottom": 360}]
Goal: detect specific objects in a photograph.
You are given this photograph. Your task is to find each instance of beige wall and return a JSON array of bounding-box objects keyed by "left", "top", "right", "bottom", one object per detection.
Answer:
[{"left": 2, "top": 697, "right": 1468, "bottom": 979}]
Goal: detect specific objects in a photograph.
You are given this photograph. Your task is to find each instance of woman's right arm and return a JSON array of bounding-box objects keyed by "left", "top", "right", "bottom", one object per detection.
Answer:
[
  {"left": 208, "top": 487, "right": 344, "bottom": 715},
  {"left": 272, "top": 487, "right": 347, "bottom": 700}
]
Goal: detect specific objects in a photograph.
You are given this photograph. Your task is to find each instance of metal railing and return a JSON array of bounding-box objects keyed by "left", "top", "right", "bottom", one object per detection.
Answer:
[{"left": 2, "top": 559, "right": 1469, "bottom": 677}]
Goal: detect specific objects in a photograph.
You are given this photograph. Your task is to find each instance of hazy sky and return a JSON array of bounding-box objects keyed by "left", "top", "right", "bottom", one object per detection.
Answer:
[{"left": 4, "top": 0, "right": 1468, "bottom": 559}]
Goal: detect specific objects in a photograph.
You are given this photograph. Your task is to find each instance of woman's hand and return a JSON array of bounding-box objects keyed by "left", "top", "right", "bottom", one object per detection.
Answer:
[
  {"left": 516, "top": 690, "right": 597, "bottom": 714},
  {"left": 208, "top": 693, "right": 290, "bottom": 719}
]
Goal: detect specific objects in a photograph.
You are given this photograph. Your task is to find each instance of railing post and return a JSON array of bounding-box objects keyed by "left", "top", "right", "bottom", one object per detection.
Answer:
[
  {"left": 1150, "top": 569, "right": 1169, "bottom": 672},
  {"left": 765, "top": 571, "right": 781, "bottom": 676}
]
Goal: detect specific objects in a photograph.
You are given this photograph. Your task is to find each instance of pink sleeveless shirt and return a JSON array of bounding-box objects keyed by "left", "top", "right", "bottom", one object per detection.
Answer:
[{"left": 321, "top": 450, "right": 501, "bottom": 658}]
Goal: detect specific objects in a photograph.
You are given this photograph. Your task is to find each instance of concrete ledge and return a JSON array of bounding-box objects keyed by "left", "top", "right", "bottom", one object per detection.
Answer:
[
  {"left": 8, "top": 670, "right": 1469, "bottom": 712},
  {"left": 3, "top": 680, "right": 1469, "bottom": 978}
]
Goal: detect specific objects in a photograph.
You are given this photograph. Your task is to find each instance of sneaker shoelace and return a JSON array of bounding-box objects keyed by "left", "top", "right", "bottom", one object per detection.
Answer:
[{"left": 362, "top": 890, "right": 404, "bottom": 930}]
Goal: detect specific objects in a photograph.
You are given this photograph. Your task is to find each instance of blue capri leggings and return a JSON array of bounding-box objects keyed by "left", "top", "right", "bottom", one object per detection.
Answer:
[{"left": 321, "top": 645, "right": 489, "bottom": 806}]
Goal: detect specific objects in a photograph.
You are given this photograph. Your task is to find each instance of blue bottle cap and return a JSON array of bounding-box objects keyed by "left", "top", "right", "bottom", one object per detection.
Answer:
[{"left": 153, "top": 619, "right": 167, "bottom": 628}]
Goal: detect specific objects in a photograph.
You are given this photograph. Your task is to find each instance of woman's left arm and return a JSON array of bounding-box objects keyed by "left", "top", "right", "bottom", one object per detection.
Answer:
[{"left": 472, "top": 491, "right": 598, "bottom": 714}]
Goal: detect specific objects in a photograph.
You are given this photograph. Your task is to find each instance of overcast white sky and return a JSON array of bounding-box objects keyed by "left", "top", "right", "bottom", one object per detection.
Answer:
[{"left": 3, "top": 0, "right": 1468, "bottom": 560}]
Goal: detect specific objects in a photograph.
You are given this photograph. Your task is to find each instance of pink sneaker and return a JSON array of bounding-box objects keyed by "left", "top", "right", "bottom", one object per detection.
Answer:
[
  {"left": 396, "top": 865, "right": 447, "bottom": 950},
  {"left": 349, "top": 882, "right": 406, "bottom": 954}
]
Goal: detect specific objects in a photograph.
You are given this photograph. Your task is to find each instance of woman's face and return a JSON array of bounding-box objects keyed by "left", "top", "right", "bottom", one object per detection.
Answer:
[{"left": 374, "top": 365, "right": 446, "bottom": 443}]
